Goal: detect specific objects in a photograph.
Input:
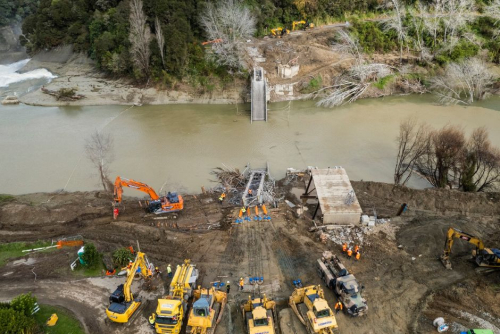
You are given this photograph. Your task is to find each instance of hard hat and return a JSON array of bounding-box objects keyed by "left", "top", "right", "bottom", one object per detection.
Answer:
[
  {"left": 240, "top": 277, "right": 243, "bottom": 280},
  {"left": 168, "top": 264, "right": 171, "bottom": 266},
  {"left": 227, "top": 281, "right": 230, "bottom": 284},
  {"left": 155, "top": 266, "right": 158, "bottom": 270}
]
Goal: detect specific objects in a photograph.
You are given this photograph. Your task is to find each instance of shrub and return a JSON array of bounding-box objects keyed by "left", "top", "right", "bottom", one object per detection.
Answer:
[
  {"left": 10, "top": 293, "right": 37, "bottom": 317},
  {"left": 80, "top": 243, "right": 101, "bottom": 269},
  {"left": 112, "top": 248, "right": 134, "bottom": 267}
]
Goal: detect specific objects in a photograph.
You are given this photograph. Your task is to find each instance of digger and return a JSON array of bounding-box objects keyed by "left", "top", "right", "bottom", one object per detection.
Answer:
[
  {"left": 270, "top": 27, "right": 289, "bottom": 38},
  {"left": 289, "top": 285, "right": 338, "bottom": 334},
  {"left": 292, "top": 20, "right": 314, "bottom": 31},
  {"left": 241, "top": 294, "right": 278, "bottom": 334},
  {"left": 106, "top": 252, "right": 152, "bottom": 323},
  {"left": 441, "top": 227, "right": 500, "bottom": 269},
  {"left": 153, "top": 259, "right": 199, "bottom": 334},
  {"left": 113, "top": 176, "right": 183, "bottom": 214},
  {"left": 186, "top": 286, "right": 227, "bottom": 334}
]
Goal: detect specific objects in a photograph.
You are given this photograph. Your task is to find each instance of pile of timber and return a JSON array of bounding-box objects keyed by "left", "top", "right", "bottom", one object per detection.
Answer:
[{"left": 41, "top": 86, "right": 85, "bottom": 101}]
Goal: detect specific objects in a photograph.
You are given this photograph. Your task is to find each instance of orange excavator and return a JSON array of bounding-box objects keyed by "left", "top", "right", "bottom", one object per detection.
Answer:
[{"left": 113, "top": 176, "right": 183, "bottom": 214}]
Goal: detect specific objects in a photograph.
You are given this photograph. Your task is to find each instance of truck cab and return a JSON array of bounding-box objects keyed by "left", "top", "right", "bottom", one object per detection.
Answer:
[
  {"left": 335, "top": 274, "right": 368, "bottom": 316},
  {"left": 155, "top": 298, "right": 184, "bottom": 333}
]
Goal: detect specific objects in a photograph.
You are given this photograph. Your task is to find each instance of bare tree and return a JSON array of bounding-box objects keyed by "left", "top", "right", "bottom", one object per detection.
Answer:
[
  {"left": 155, "top": 16, "right": 165, "bottom": 68},
  {"left": 416, "top": 126, "right": 466, "bottom": 188},
  {"left": 441, "top": 0, "right": 475, "bottom": 44},
  {"left": 85, "top": 131, "right": 114, "bottom": 193},
  {"left": 200, "top": 0, "right": 256, "bottom": 68},
  {"left": 458, "top": 127, "right": 500, "bottom": 191},
  {"left": 129, "top": 0, "right": 151, "bottom": 77},
  {"left": 422, "top": 0, "right": 443, "bottom": 51},
  {"left": 384, "top": 0, "right": 408, "bottom": 62},
  {"left": 408, "top": 5, "right": 432, "bottom": 61},
  {"left": 430, "top": 58, "right": 497, "bottom": 105},
  {"left": 331, "top": 29, "right": 362, "bottom": 63},
  {"left": 486, "top": 0, "right": 500, "bottom": 24},
  {"left": 394, "top": 118, "right": 429, "bottom": 186}
]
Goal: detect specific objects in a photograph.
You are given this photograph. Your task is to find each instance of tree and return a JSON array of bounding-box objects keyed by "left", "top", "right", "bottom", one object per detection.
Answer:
[
  {"left": 430, "top": 58, "right": 497, "bottom": 105},
  {"left": 80, "top": 243, "right": 101, "bottom": 269},
  {"left": 394, "top": 118, "right": 428, "bottom": 186},
  {"left": 200, "top": 0, "right": 256, "bottom": 68},
  {"left": 10, "top": 293, "right": 37, "bottom": 318},
  {"left": 384, "top": 0, "right": 408, "bottom": 62},
  {"left": 129, "top": 0, "right": 151, "bottom": 78},
  {"left": 113, "top": 247, "right": 134, "bottom": 267},
  {"left": 155, "top": 16, "right": 165, "bottom": 68},
  {"left": 85, "top": 131, "right": 114, "bottom": 193}
]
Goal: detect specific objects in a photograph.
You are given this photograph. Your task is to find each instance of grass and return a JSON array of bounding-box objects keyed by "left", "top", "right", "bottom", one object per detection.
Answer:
[
  {"left": 372, "top": 74, "right": 396, "bottom": 90},
  {"left": 0, "top": 241, "right": 53, "bottom": 267},
  {"left": 301, "top": 75, "right": 323, "bottom": 94},
  {"left": 34, "top": 304, "right": 85, "bottom": 334},
  {"left": 71, "top": 262, "right": 105, "bottom": 277},
  {"left": 0, "top": 194, "right": 14, "bottom": 204}
]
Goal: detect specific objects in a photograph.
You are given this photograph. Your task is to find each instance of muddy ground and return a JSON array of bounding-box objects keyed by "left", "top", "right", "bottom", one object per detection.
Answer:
[{"left": 1, "top": 180, "right": 499, "bottom": 334}]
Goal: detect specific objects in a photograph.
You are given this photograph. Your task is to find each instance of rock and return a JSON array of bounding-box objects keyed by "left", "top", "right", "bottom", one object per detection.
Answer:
[{"left": 2, "top": 96, "right": 19, "bottom": 105}]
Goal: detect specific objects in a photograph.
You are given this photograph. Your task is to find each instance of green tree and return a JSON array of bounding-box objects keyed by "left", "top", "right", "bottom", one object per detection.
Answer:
[
  {"left": 112, "top": 247, "right": 134, "bottom": 267},
  {"left": 80, "top": 243, "right": 101, "bottom": 269},
  {"left": 10, "top": 293, "right": 37, "bottom": 318}
]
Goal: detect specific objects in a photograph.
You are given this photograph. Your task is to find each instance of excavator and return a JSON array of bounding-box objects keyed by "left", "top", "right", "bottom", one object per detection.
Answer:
[
  {"left": 153, "top": 259, "right": 199, "bottom": 334},
  {"left": 106, "top": 251, "right": 152, "bottom": 323},
  {"left": 440, "top": 227, "right": 500, "bottom": 270},
  {"left": 289, "top": 285, "right": 338, "bottom": 334},
  {"left": 292, "top": 20, "right": 314, "bottom": 31},
  {"left": 241, "top": 294, "right": 278, "bottom": 334},
  {"left": 270, "top": 27, "right": 290, "bottom": 38},
  {"left": 113, "top": 176, "right": 183, "bottom": 214},
  {"left": 186, "top": 286, "right": 227, "bottom": 334}
]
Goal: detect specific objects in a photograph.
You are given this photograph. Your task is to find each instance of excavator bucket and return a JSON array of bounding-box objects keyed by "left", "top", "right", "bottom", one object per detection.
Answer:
[{"left": 440, "top": 255, "right": 452, "bottom": 270}]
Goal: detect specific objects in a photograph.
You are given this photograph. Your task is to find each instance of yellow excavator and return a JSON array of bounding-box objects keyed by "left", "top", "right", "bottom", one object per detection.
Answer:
[
  {"left": 106, "top": 252, "right": 152, "bottom": 323},
  {"left": 440, "top": 227, "right": 500, "bottom": 270},
  {"left": 292, "top": 20, "right": 314, "bottom": 31},
  {"left": 241, "top": 294, "right": 278, "bottom": 334},
  {"left": 270, "top": 27, "right": 290, "bottom": 38},
  {"left": 186, "top": 286, "right": 227, "bottom": 334},
  {"left": 153, "top": 259, "right": 199, "bottom": 333},
  {"left": 289, "top": 285, "right": 338, "bottom": 334}
]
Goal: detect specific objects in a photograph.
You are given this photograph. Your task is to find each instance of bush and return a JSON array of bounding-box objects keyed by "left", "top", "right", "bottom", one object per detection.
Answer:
[
  {"left": 350, "top": 20, "right": 398, "bottom": 54},
  {"left": 372, "top": 74, "right": 396, "bottom": 90},
  {"left": 112, "top": 248, "right": 134, "bottom": 267},
  {"left": 80, "top": 243, "right": 101, "bottom": 269},
  {"left": 0, "top": 293, "right": 37, "bottom": 334},
  {"left": 0, "top": 194, "right": 14, "bottom": 203},
  {"left": 10, "top": 293, "right": 37, "bottom": 317}
]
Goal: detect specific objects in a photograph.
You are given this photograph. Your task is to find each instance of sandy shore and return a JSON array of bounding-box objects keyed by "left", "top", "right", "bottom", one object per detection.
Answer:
[{"left": 17, "top": 47, "right": 245, "bottom": 107}]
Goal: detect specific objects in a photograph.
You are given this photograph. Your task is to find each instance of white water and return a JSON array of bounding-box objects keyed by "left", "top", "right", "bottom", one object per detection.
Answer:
[{"left": 0, "top": 59, "right": 56, "bottom": 88}]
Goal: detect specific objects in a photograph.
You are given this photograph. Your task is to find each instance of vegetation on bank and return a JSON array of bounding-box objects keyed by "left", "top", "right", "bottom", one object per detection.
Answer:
[
  {"left": 34, "top": 305, "right": 85, "bottom": 334},
  {"left": 0, "top": 241, "right": 52, "bottom": 267}
]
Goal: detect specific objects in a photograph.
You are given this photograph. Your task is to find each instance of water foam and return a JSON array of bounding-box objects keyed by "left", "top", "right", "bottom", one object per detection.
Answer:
[{"left": 0, "top": 59, "right": 57, "bottom": 88}]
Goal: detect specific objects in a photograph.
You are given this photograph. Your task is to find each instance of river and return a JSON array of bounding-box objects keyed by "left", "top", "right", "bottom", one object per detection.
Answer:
[{"left": 1, "top": 92, "right": 500, "bottom": 195}]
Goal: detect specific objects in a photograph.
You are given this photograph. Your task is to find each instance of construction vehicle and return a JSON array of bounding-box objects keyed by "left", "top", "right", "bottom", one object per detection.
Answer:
[
  {"left": 241, "top": 294, "right": 278, "bottom": 334},
  {"left": 153, "top": 259, "right": 199, "bottom": 334},
  {"left": 113, "top": 176, "right": 183, "bottom": 214},
  {"left": 106, "top": 251, "right": 152, "bottom": 323},
  {"left": 289, "top": 285, "right": 338, "bottom": 334},
  {"left": 440, "top": 227, "right": 500, "bottom": 270},
  {"left": 270, "top": 27, "right": 289, "bottom": 38},
  {"left": 186, "top": 286, "right": 227, "bottom": 334},
  {"left": 317, "top": 251, "right": 368, "bottom": 316},
  {"left": 292, "top": 20, "right": 314, "bottom": 31}
]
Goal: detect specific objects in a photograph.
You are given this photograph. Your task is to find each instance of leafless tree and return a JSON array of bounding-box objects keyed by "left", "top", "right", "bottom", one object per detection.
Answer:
[
  {"left": 415, "top": 126, "right": 466, "bottom": 188},
  {"left": 129, "top": 0, "right": 151, "bottom": 77},
  {"left": 486, "top": 0, "right": 500, "bottom": 24},
  {"left": 155, "top": 16, "right": 165, "bottom": 68},
  {"left": 422, "top": 0, "right": 443, "bottom": 51},
  {"left": 430, "top": 58, "right": 497, "bottom": 105},
  {"left": 384, "top": 0, "right": 408, "bottom": 62},
  {"left": 331, "top": 30, "right": 362, "bottom": 63},
  {"left": 200, "top": 0, "right": 256, "bottom": 68},
  {"left": 458, "top": 127, "right": 500, "bottom": 191},
  {"left": 85, "top": 131, "right": 114, "bottom": 193},
  {"left": 394, "top": 118, "right": 429, "bottom": 186},
  {"left": 441, "top": 0, "right": 475, "bottom": 44},
  {"left": 408, "top": 5, "right": 432, "bottom": 61}
]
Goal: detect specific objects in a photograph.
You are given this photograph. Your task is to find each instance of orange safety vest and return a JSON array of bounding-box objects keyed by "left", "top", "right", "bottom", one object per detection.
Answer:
[
  {"left": 335, "top": 302, "right": 343, "bottom": 310},
  {"left": 239, "top": 280, "right": 244, "bottom": 287},
  {"left": 342, "top": 244, "right": 347, "bottom": 252},
  {"left": 355, "top": 252, "right": 361, "bottom": 260},
  {"left": 248, "top": 189, "right": 252, "bottom": 194},
  {"left": 354, "top": 245, "right": 359, "bottom": 253},
  {"left": 347, "top": 249, "right": 353, "bottom": 257}
]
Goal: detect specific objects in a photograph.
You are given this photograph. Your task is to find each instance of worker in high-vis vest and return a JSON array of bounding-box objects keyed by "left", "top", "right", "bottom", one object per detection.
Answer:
[
  {"left": 354, "top": 245, "right": 359, "bottom": 253},
  {"left": 148, "top": 314, "right": 155, "bottom": 328},
  {"left": 347, "top": 248, "right": 353, "bottom": 259},
  {"left": 239, "top": 277, "right": 244, "bottom": 291},
  {"left": 334, "top": 301, "right": 343, "bottom": 314},
  {"left": 167, "top": 264, "right": 172, "bottom": 278},
  {"left": 342, "top": 243, "right": 347, "bottom": 253},
  {"left": 355, "top": 251, "right": 361, "bottom": 261}
]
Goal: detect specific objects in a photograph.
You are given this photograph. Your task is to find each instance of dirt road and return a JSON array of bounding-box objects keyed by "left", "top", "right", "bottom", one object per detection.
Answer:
[{"left": 1, "top": 181, "right": 499, "bottom": 333}]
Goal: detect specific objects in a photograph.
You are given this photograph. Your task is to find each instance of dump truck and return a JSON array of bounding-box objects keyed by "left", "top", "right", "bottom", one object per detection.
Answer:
[
  {"left": 153, "top": 259, "right": 199, "bottom": 334},
  {"left": 289, "top": 285, "right": 338, "bottom": 334},
  {"left": 186, "top": 286, "right": 227, "bottom": 334},
  {"left": 242, "top": 294, "right": 278, "bottom": 334},
  {"left": 317, "top": 251, "right": 368, "bottom": 316}
]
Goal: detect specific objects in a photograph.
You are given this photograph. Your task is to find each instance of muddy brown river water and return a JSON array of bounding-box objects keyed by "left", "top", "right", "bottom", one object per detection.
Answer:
[{"left": 1, "top": 95, "right": 500, "bottom": 195}]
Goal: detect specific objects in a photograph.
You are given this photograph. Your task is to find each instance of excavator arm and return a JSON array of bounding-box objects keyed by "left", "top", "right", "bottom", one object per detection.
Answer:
[
  {"left": 441, "top": 227, "right": 485, "bottom": 269},
  {"left": 124, "top": 252, "right": 152, "bottom": 302},
  {"left": 114, "top": 176, "right": 160, "bottom": 204},
  {"left": 292, "top": 20, "right": 306, "bottom": 30}
]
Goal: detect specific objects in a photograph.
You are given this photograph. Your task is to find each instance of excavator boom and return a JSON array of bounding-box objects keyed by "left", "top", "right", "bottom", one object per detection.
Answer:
[{"left": 114, "top": 176, "right": 160, "bottom": 203}]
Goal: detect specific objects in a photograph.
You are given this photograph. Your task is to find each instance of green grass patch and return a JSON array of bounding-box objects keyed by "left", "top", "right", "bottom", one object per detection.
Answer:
[
  {"left": 71, "top": 262, "right": 105, "bottom": 277},
  {"left": 0, "top": 194, "right": 14, "bottom": 203},
  {"left": 301, "top": 75, "right": 323, "bottom": 94},
  {"left": 372, "top": 74, "right": 396, "bottom": 90},
  {"left": 0, "top": 241, "right": 52, "bottom": 267},
  {"left": 34, "top": 304, "right": 84, "bottom": 334}
]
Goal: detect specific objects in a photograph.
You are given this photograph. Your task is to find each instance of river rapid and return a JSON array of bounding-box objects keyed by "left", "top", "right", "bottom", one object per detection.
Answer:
[{"left": 1, "top": 91, "right": 500, "bottom": 195}]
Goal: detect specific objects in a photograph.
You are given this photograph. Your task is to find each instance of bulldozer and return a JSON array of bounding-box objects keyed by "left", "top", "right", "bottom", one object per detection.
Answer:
[
  {"left": 153, "top": 259, "right": 199, "bottom": 334},
  {"left": 270, "top": 27, "right": 290, "bottom": 38},
  {"left": 113, "top": 176, "right": 183, "bottom": 214},
  {"left": 440, "top": 227, "right": 500, "bottom": 270},
  {"left": 292, "top": 20, "right": 314, "bottom": 31},
  {"left": 106, "top": 251, "right": 153, "bottom": 323},
  {"left": 186, "top": 286, "right": 227, "bottom": 334},
  {"left": 289, "top": 285, "right": 338, "bottom": 334},
  {"left": 241, "top": 294, "right": 278, "bottom": 334}
]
